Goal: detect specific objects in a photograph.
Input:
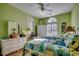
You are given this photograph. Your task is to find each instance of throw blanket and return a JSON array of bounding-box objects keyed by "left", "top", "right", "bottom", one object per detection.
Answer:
[{"left": 25, "top": 38, "right": 70, "bottom": 56}]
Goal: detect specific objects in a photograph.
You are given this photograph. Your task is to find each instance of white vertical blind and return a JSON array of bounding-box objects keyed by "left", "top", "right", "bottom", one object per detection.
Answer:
[{"left": 27, "top": 17, "right": 34, "bottom": 32}]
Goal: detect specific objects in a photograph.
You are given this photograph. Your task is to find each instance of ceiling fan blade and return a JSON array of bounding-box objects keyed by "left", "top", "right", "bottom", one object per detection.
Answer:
[
  {"left": 38, "top": 3, "right": 43, "bottom": 6},
  {"left": 36, "top": 3, "right": 53, "bottom": 12},
  {"left": 45, "top": 9, "right": 53, "bottom": 12},
  {"left": 37, "top": 3, "right": 45, "bottom": 12}
]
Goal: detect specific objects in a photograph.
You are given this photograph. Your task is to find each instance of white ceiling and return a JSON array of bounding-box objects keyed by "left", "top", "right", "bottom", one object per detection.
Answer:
[{"left": 9, "top": 3, "right": 74, "bottom": 18}]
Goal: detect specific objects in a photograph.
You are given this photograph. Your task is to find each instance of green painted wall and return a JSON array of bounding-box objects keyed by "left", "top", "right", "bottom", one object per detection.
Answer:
[
  {"left": 72, "top": 4, "right": 79, "bottom": 32},
  {"left": 0, "top": 4, "right": 37, "bottom": 38},
  {"left": 0, "top": 3, "right": 72, "bottom": 38},
  {"left": 39, "top": 12, "right": 71, "bottom": 35},
  {"left": 55, "top": 12, "right": 71, "bottom": 34}
]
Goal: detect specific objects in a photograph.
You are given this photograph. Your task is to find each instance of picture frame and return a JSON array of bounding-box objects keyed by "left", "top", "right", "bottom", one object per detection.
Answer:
[{"left": 61, "top": 22, "right": 67, "bottom": 33}]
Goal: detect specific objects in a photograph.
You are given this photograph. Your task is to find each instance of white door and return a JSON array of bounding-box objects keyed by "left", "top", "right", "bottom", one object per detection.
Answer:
[{"left": 38, "top": 25, "right": 46, "bottom": 36}]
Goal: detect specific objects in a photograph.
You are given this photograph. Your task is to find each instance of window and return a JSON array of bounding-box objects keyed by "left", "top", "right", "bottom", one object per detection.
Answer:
[{"left": 47, "top": 18, "right": 58, "bottom": 36}]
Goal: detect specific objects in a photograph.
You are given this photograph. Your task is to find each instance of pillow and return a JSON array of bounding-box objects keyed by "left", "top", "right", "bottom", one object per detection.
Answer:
[
  {"left": 43, "top": 36, "right": 55, "bottom": 40},
  {"left": 55, "top": 40, "right": 66, "bottom": 46}
]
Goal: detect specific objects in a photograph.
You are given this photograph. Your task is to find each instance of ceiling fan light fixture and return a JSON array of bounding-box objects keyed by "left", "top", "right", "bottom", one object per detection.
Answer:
[{"left": 40, "top": 10, "right": 43, "bottom": 15}]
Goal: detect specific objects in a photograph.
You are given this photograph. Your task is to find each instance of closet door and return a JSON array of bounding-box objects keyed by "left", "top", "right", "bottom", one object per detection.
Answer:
[{"left": 37, "top": 25, "right": 46, "bottom": 36}]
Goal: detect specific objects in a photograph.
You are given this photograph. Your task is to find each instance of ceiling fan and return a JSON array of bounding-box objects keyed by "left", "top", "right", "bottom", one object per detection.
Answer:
[{"left": 38, "top": 3, "right": 53, "bottom": 13}]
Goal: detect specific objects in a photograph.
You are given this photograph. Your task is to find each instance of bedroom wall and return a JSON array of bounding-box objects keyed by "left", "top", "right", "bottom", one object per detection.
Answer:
[
  {"left": 71, "top": 4, "right": 79, "bottom": 33},
  {"left": 55, "top": 12, "right": 71, "bottom": 35},
  {"left": 0, "top": 4, "right": 37, "bottom": 38},
  {"left": 38, "top": 12, "right": 71, "bottom": 35},
  {"left": 0, "top": 3, "right": 72, "bottom": 38}
]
